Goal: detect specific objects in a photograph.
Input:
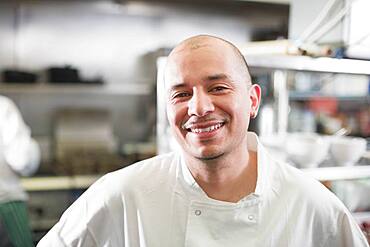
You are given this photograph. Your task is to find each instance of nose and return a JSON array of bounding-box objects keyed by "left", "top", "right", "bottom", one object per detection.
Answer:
[{"left": 187, "top": 88, "right": 215, "bottom": 117}]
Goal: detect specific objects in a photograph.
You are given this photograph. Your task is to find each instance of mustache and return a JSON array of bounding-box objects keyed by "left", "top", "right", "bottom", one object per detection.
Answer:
[{"left": 181, "top": 116, "right": 225, "bottom": 129}]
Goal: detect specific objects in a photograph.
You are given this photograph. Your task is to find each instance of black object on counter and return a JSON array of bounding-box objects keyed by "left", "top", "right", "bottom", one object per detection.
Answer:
[
  {"left": 47, "top": 66, "right": 104, "bottom": 84},
  {"left": 47, "top": 66, "right": 81, "bottom": 83},
  {"left": 2, "top": 69, "right": 38, "bottom": 83}
]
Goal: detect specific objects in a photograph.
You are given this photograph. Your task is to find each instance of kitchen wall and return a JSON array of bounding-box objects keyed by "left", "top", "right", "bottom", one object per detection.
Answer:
[{"left": 0, "top": 0, "right": 289, "bottom": 142}]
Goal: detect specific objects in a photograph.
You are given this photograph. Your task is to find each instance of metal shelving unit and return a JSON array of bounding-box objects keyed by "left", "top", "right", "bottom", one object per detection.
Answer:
[
  {"left": 21, "top": 175, "right": 102, "bottom": 191},
  {"left": 247, "top": 55, "right": 370, "bottom": 75},
  {"left": 0, "top": 83, "right": 151, "bottom": 95},
  {"left": 247, "top": 54, "right": 370, "bottom": 136},
  {"left": 302, "top": 165, "right": 370, "bottom": 181},
  {"left": 289, "top": 92, "right": 370, "bottom": 101},
  {"left": 246, "top": 54, "right": 370, "bottom": 182}
]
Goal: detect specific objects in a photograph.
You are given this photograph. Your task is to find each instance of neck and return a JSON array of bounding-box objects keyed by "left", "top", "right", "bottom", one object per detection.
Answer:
[{"left": 184, "top": 147, "right": 258, "bottom": 203}]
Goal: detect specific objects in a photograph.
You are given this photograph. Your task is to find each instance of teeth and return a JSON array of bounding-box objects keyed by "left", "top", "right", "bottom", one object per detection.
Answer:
[{"left": 190, "top": 123, "right": 222, "bottom": 133}]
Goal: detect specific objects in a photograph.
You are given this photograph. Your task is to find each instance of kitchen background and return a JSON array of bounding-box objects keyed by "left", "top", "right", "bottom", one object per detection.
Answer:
[{"left": 0, "top": 0, "right": 369, "bottom": 244}]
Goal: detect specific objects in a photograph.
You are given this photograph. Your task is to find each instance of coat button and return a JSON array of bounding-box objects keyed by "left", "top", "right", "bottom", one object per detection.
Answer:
[
  {"left": 248, "top": 215, "right": 254, "bottom": 220},
  {"left": 195, "top": 210, "right": 201, "bottom": 216}
]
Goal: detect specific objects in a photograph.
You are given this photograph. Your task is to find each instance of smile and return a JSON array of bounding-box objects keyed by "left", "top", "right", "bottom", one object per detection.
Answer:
[{"left": 186, "top": 122, "right": 224, "bottom": 133}]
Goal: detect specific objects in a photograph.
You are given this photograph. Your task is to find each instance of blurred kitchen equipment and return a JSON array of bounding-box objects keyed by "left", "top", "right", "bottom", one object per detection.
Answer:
[
  {"left": 121, "top": 142, "right": 157, "bottom": 162},
  {"left": 258, "top": 103, "right": 275, "bottom": 137},
  {"left": 288, "top": 104, "right": 316, "bottom": 133},
  {"left": 285, "top": 133, "right": 330, "bottom": 168},
  {"left": 47, "top": 65, "right": 104, "bottom": 84},
  {"left": 33, "top": 136, "right": 53, "bottom": 174},
  {"left": 27, "top": 190, "right": 78, "bottom": 242},
  {"left": 330, "top": 136, "right": 367, "bottom": 166},
  {"left": 47, "top": 66, "right": 80, "bottom": 83},
  {"left": 333, "top": 127, "right": 350, "bottom": 137},
  {"left": 54, "top": 108, "right": 124, "bottom": 175},
  {"left": 321, "top": 74, "right": 369, "bottom": 96},
  {"left": 2, "top": 69, "right": 38, "bottom": 83},
  {"left": 34, "top": 136, "right": 52, "bottom": 164},
  {"left": 332, "top": 179, "right": 370, "bottom": 212}
]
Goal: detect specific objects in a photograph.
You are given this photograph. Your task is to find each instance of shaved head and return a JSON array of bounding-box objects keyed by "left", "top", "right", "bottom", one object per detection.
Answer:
[{"left": 166, "top": 35, "right": 252, "bottom": 85}]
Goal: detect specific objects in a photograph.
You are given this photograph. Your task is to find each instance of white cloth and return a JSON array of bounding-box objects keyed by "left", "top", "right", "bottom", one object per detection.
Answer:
[
  {"left": 0, "top": 96, "right": 40, "bottom": 203},
  {"left": 38, "top": 133, "right": 368, "bottom": 247}
]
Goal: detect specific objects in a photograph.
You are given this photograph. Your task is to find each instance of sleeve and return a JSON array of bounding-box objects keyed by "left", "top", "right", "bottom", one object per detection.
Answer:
[
  {"left": 37, "top": 227, "right": 67, "bottom": 247},
  {"left": 324, "top": 211, "right": 369, "bottom": 247},
  {"left": 37, "top": 175, "right": 125, "bottom": 247},
  {"left": 37, "top": 221, "right": 97, "bottom": 247},
  {"left": 0, "top": 98, "right": 40, "bottom": 176}
]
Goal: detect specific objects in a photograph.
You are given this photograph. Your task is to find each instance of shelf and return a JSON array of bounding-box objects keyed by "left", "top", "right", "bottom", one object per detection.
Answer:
[
  {"left": 22, "top": 166, "right": 370, "bottom": 192},
  {"left": 246, "top": 55, "right": 370, "bottom": 75},
  {"left": 21, "top": 175, "right": 102, "bottom": 191},
  {"left": 289, "top": 92, "right": 369, "bottom": 101},
  {"left": 301, "top": 165, "right": 370, "bottom": 181},
  {"left": 352, "top": 211, "right": 370, "bottom": 223},
  {"left": 0, "top": 83, "right": 152, "bottom": 95}
]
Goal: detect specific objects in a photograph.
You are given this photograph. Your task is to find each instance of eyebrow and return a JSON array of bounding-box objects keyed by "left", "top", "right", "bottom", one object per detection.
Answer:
[
  {"left": 168, "top": 73, "right": 232, "bottom": 92},
  {"left": 168, "top": 83, "right": 186, "bottom": 92},
  {"left": 206, "top": 73, "right": 230, "bottom": 82}
]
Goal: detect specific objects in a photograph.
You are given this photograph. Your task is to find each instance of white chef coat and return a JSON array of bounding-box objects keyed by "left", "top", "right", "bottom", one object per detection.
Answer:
[
  {"left": 38, "top": 132, "right": 368, "bottom": 247},
  {"left": 0, "top": 95, "right": 40, "bottom": 203}
]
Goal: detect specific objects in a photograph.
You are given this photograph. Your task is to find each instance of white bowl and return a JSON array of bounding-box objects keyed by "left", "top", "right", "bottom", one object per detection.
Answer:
[
  {"left": 285, "top": 133, "right": 330, "bottom": 168},
  {"left": 330, "top": 136, "right": 367, "bottom": 166}
]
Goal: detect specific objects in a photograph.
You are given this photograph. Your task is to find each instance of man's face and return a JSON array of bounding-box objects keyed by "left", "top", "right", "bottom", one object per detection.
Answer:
[{"left": 165, "top": 40, "right": 260, "bottom": 160}]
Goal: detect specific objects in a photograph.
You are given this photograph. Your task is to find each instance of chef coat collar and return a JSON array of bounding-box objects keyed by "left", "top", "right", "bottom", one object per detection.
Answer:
[{"left": 178, "top": 132, "right": 272, "bottom": 201}]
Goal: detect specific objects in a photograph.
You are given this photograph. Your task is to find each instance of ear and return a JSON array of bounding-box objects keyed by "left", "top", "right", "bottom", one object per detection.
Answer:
[{"left": 249, "top": 84, "right": 261, "bottom": 119}]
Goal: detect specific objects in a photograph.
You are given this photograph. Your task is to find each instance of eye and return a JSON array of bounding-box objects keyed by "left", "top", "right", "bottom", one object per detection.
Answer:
[
  {"left": 172, "top": 91, "right": 191, "bottom": 99},
  {"left": 209, "top": 86, "right": 228, "bottom": 93}
]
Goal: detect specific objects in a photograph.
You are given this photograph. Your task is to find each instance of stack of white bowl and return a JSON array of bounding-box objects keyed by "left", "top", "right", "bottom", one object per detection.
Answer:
[
  {"left": 329, "top": 136, "right": 367, "bottom": 166},
  {"left": 285, "top": 133, "right": 367, "bottom": 168},
  {"left": 285, "top": 133, "right": 330, "bottom": 168}
]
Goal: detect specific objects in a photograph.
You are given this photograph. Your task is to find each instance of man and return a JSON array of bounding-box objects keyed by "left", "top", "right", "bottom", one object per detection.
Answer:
[
  {"left": 38, "top": 35, "right": 369, "bottom": 246},
  {"left": 0, "top": 95, "right": 40, "bottom": 247}
]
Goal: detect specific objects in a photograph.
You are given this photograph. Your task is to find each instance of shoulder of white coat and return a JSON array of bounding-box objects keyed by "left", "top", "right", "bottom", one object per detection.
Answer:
[
  {"left": 42, "top": 152, "right": 180, "bottom": 245},
  {"left": 272, "top": 160, "right": 347, "bottom": 211},
  {"left": 269, "top": 161, "right": 353, "bottom": 236},
  {"left": 267, "top": 161, "right": 367, "bottom": 246},
  {"left": 56, "top": 152, "right": 179, "bottom": 209},
  {"left": 90, "top": 152, "right": 179, "bottom": 196}
]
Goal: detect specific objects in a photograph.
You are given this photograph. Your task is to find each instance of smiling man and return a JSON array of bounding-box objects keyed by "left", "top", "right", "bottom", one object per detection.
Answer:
[
  {"left": 38, "top": 35, "right": 368, "bottom": 247},
  {"left": 164, "top": 36, "right": 261, "bottom": 203}
]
